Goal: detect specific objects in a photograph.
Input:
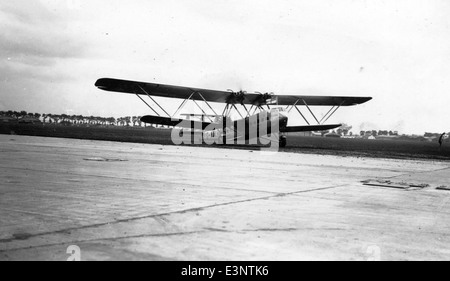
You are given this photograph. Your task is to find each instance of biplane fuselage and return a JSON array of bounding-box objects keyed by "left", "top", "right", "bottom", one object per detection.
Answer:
[{"left": 200, "top": 108, "right": 289, "bottom": 145}]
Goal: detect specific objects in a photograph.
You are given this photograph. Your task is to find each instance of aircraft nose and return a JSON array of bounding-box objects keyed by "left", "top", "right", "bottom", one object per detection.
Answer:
[{"left": 279, "top": 113, "right": 288, "bottom": 127}]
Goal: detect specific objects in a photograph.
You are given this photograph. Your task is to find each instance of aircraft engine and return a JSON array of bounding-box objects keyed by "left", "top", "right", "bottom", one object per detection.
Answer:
[
  {"left": 252, "top": 92, "right": 275, "bottom": 106},
  {"left": 226, "top": 90, "right": 246, "bottom": 105}
]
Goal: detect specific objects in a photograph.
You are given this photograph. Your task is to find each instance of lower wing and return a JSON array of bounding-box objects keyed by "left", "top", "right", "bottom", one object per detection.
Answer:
[
  {"left": 140, "top": 115, "right": 217, "bottom": 130},
  {"left": 281, "top": 124, "right": 341, "bottom": 133},
  {"left": 142, "top": 115, "right": 340, "bottom": 133}
]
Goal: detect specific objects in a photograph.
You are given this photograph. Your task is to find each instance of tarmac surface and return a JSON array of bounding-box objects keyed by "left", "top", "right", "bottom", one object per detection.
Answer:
[{"left": 0, "top": 135, "right": 449, "bottom": 261}]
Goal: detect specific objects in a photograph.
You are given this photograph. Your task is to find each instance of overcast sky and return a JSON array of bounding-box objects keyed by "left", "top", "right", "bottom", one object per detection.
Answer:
[{"left": 1, "top": 0, "right": 449, "bottom": 134}]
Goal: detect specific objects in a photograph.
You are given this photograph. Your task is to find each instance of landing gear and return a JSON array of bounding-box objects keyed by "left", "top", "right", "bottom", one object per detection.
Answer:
[{"left": 279, "top": 135, "right": 287, "bottom": 148}]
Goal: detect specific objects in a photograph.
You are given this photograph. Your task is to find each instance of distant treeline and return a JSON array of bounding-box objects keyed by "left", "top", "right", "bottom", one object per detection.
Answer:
[
  {"left": 0, "top": 110, "right": 153, "bottom": 127},
  {"left": 360, "top": 130, "right": 399, "bottom": 137}
]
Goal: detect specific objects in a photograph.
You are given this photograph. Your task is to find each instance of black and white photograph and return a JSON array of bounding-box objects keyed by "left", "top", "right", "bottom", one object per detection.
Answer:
[{"left": 1, "top": 0, "right": 450, "bottom": 264}]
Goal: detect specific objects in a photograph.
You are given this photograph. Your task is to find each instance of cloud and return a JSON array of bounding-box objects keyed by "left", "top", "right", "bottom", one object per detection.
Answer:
[
  {"left": 0, "top": 1, "right": 87, "bottom": 64},
  {"left": 0, "top": 0, "right": 93, "bottom": 113},
  {"left": 0, "top": 1, "right": 54, "bottom": 24}
]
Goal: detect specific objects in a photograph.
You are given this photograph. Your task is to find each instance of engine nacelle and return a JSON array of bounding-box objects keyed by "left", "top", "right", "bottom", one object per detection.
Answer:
[
  {"left": 226, "top": 90, "right": 246, "bottom": 104},
  {"left": 251, "top": 92, "right": 276, "bottom": 106}
]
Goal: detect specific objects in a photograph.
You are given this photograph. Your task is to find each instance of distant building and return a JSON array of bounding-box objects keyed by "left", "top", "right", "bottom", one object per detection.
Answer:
[
  {"left": 324, "top": 132, "right": 341, "bottom": 138},
  {"left": 18, "top": 117, "right": 42, "bottom": 124},
  {"left": 291, "top": 131, "right": 314, "bottom": 137},
  {"left": 0, "top": 116, "right": 17, "bottom": 124},
  {"left": 424, "top": 132, "right": 442, "bottom": 139}
]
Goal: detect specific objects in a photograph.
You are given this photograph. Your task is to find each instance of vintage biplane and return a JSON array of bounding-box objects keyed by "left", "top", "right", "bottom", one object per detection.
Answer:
[{"left": 95, "top": 78, "right": 371, "bottom": 147}]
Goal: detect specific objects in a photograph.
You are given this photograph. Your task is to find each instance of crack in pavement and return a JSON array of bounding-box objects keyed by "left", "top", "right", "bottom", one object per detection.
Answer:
[
  {"left": 0, "top": 226, "right": 349, "bottom": 254},
  {"left": 0, "top": 184, "right": 346, "bottom": 248},
  {"left": 0, "top": 231, "right": 206, "bottom": 254}
]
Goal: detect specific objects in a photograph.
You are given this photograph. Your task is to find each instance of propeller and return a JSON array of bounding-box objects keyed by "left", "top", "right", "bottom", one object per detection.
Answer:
[{"left": 251, "top": 92, "right": 275, "bottom": 106}]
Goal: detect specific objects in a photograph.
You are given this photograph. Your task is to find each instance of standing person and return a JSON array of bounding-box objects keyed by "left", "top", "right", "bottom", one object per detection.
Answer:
[{"left": 439, "top": 133, "right": 447, "bottom": 147}]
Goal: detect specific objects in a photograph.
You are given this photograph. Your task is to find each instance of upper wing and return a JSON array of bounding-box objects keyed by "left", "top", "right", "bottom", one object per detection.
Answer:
[
  {"left": 276, "top": 96, "right": 371, "bottom": 106},
  {"left": 96, "top": 78, "right": 233, "bottom": 103},
  {"left": 96, "top": 78, "right": 372, "bottom": 106}
]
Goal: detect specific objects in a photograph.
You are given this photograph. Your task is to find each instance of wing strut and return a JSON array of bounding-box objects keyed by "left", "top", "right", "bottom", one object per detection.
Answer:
[
  {"left": 173, "top": 93, "right": 194, "bottom": 117},
  {"left": 289, "top": 99, "right": 311, "bottom": 125},
  {"left": 137, "top": 85, "right": 171, "bottom": 117},
  {"left": 319, "top": 106, "right": 336, "bottom": 124},
  {"left": 286, "top": 100, "right": 300, "bottom": 113},
  {"left": 222, "top": 104, "right": 229, "bottom": 116},
  {"left": 247, "top": 105, "right": 254, "bottom": 117},
  {"left": 197, "top": 92, "right": 219, "bottom": 116},
  {"left": 241, "top": 104, "right": 251, "bottom": 117},
  {"left": 135, "top": 93, "right": 160, "bottom": 117},
  {"left": 287, "top": 99, "right": 345, "bottom": 126},
  {"left": 232, "top": 104, "right": 244, "bottom": 119},
  {"left": 321, "top": 101, "right": 344, "bottom": 124},
  {"left": 287, "top": 99, "right": 300, "bottom": 113},
  {"left": 171, "top": 91, "right": 220, "bottom": 122},
  {"left": 294, "top": 106, "right": 310, "bottom": 125},
  {"left": 302, "top": 99, "right": 320, "bottom": 125},
  {"left": 192, "top": 99, "right": 214, "bottom": 122},
  {"left": 221, "top": 103, "right": 247, "bottom": 119}
]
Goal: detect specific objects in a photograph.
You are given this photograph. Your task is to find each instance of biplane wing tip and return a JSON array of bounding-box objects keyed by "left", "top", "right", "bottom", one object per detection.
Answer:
[
  {"left": 359, "top": 97, "right": 373, "bottom": 104},
  {"left": 95, "top": 78, "right": 113, "bottom": 90},
  {"left": 344, "top": 96, "right": 372, "bottom": 106},
  {"left": 335, "top": 96, "right": 372, "bottom": 106},
  {"left": 95, "top": 78, "right": 106, "bottom": 90}
]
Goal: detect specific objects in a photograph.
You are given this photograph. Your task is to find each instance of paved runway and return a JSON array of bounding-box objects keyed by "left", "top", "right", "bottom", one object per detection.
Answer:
[{"left": 0, "top": 135, "right": 449, "bottom": 260}]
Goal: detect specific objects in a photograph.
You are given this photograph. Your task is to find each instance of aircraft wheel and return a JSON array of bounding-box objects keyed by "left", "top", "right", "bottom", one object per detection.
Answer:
[{"left": 280, "top": 136, "right": 287, "bottom": 148}]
